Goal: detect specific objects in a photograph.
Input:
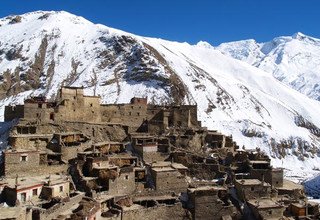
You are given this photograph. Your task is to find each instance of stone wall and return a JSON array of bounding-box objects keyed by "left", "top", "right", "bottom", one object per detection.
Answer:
[
  {"left": 151, "top": 169, "right": 188, "bottom": 193},
  {"left": 55, "top": 96, "right": 101, "bottom": 123},
  {"left": 108, "top": 169, "right": 136, "bottom": 195},
  {"left": 33, "top": 193, "right": 83, "bottom": 220},
  {"left": 235, "top": 181, "right": 271, "bottom": 201},
  {"left": 23, "top": 102, "right": 55, "bottom": 123},
  {"left": 4, "top": 151, "right": 40, "bottom": 177},
  {"left": 41, "top": 181, "right": 70, "bottom": 200},
  {"left": 189, "top": 188, "right": 236, "bottom": 220},
  {"left": 9, "top": 135, "right": 51, "bottom": 150},
  {"left": 101, "top": 104, "right": 148, "bottom": 132},
  {"left": 122, "top": 202, "right": 188, "bottom": 220},
  {"left": 5, "top": 160, "right": 67, "bottom": 178}
]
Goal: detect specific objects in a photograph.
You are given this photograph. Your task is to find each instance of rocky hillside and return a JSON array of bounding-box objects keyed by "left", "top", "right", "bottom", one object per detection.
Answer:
[{"left": 1, "top": 11, "right": 320, "bottom": 176}]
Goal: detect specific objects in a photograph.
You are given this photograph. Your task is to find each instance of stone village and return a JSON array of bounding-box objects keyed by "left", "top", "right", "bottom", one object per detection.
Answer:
[{"left": 0, "top": 86, "right": 319, "bottom": 219}]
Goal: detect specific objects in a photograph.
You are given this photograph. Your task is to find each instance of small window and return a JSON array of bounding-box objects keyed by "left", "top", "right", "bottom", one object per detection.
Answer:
[
  {"left": 129, "top": 112, "right": 131, "bottom": 116},
  {"left": 38, "top": 103, "right": 42, "bottom": 108},
  {"left": 268, "top": 210, "right": 272, "bottom": 215},
  {"left": 73, "top": 96, "right": 76, "bottom": 99},
  {"left": 90, "top": 103, "right": 93, "bottom": 107},
  {"left": 59, "top": 186, "right": 63, "bottom": 192},
  {"left": 137, "top": 112, "right": 140, "bottom": 116},
  {"left": 125, "top": 175, "right": 129, "bottom": 180},
  {"left": 50, "top": 113, "right": 54, "bottom": 121},
  {"left": 20, "top": 192, "right": 27, "bottom": 202},
  {"left": 251, "top": 187, "right": 255, "bottom": 191},
  {"left": 32, "top": 188, "right": 38, "bottom": 196},
  {"left": 21, "top": 155, "right": 27, "bottom": 162}
]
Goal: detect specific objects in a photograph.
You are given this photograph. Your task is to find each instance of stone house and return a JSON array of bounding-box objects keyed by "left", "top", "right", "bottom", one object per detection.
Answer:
[
  {"left": 40, "top": 178, "right": 71, "bottom": 200},
  {"left": 0, "top": 174, "right": 71, "bottom": 206},
  {"left": 2, "top": 149, "right": 66, "bottom": 177},
  {"left": 248, "top": 160, "right": 284, "bottom": 187},
  {"left": 131, "top": 133, "right": 167, "bottom": 162},
  {"left": 187, "top": 186, "right": 237, "bottom": 220},
  {"left": 235, "top": 179, "right": 271, "bottom": 201},
  {"left": 150, "top": 162, "right": 188, "bottom": 193},
  {"left": 289, "top": 201, "right": 320, "bottom": 218},
  {"left": 101, "top": 195, "right": 187, "bottom": 220},
  {"left": 247, "top": 198, "right": 285, "bottom": 220}
]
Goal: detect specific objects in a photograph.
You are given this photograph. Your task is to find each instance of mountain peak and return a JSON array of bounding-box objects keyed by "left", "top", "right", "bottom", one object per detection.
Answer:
[
  {"left": 291, "top": 32, "right": 320, "bottom": 45},
  {"left": 196, "top": 41, "right": 214, "bottom": 49},
  {"left": 292, "top": 32, "right": 307, "bottom": 39}
]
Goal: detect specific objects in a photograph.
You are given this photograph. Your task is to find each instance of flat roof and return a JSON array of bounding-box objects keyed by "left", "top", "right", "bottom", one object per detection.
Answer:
[
  {"left": 4, "top": 149, "right": 40, "bottom": 154},
  {"left": 276, "top": 179, "right": 303, "bottom": 190},
  {"left": 188, "top": 185, "right": 227, "bottom": 193},
  {"left": 248, "top": 198, "right": 283, "bottom": 209},
  {"left": 0, "top": 174, "right": 69, "bottom": 190},
  {"left": 171, "top": 163, "right": 188, "bottom": 170},
  {"left": 132, "top": 195, "right": 177, "bottom": 202},
  {"left": 9, "top": 133, "right": 52, "bottom": 138},
  {"left": 152, "top": 167, "right": 176, "bottom": 172},
  {"left": 235, "top": 179, "right": 270, "bottom": 186},
  {"left": 151, "top": 161, "right": 172, "bottom": 168},
  {"left": 0, "top": 207, "right": 26, "bottom": 219},
  {"left": 108, "top": 154, "right": 138, "bottom": 159},
  {"left": 93, "top": 141, "right": 124, "bottom": 146},
  {"left": 54, "top": 131, "right": 83, "bottom": 135}
]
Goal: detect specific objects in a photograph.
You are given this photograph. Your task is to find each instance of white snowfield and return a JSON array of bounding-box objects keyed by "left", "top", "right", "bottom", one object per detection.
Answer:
[
  {"left": 0, "top": 11, "right": 320, "bottom": 186},
  {"left": 217, "top": 32, "right": 320, "bottom": 101}
]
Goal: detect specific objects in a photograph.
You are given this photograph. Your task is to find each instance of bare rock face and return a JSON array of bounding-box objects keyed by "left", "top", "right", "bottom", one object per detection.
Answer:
[{"left": 0, "top": 11, "right": 320, "bottom": 171}]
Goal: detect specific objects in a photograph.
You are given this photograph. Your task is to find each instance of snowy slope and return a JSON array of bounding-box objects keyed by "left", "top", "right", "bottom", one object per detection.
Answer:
[
  {"left": 0, "top": 11, "right": 320, "bottom": 180},
  {"left": 217, "top": 32, "right": 320, "bottom": 101}
]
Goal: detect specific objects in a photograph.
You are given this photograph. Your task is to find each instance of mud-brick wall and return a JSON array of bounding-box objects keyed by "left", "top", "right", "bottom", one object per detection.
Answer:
[
  {"left": 122, "top": 203, "right": 187, "bottom": 220},
  {"left": 189, "top": 189, "right": 236, "bottom": 219},
  {"left": 101, "top": 104, "right": 148, "bottom": 132},
  {"left": 235, "top": 181, "right": 271, "bottom": 201},
  {"left": 35, "top": 193, "right": 83, "bottom": 220},
  {"left": 172, "top": 105, "right": 199, "bottom": 128},
  {"left": 249, "top": 204, "right": 285, "bottom": 220},
  {"left": 151, "top": 170, "right": 188, "bottom": 193},
  {"left": 271, "top": 169, "right": 284, "bottom": 187},
  {"left": 41, "top": 182, "right": 70, "bottom": 200},
  {"left": 4, "top": 151, "right": 40, "bottom": 177},
  {"left": 61, "top": 144, "right": 91, "bottom": 161},
  {"left": 9, "top": 136, "right": 50, "bottom": 150},
  {"left": 108, "top": 171, "right": 136, "bottom": 195},
  {"left": 23, "top": 102, "right": 55, "bottom": 123},
  {"left": 4, "top": 105, "right": 24, "bottom": 121},
  {"left": 55, "top": 96, "right": 101, "bottom": 123}
]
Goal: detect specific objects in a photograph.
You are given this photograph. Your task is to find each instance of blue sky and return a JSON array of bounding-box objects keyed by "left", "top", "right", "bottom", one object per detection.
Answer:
[{"left": 1, "top": 0, "right": 319, "bottom": 45}]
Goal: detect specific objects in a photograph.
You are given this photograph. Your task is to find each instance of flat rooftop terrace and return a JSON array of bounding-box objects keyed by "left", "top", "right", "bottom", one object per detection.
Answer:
[{"left": 0, "top": 174, "right": 69, "bottom": 190}]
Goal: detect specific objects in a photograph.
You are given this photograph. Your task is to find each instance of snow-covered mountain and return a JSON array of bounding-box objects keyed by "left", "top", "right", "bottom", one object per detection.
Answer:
[
  {"left": 217, "top": 32, "right": 320, "bottom": 101},
  {"left": 0, "top": 11, "right": 320, "bottom": 179}
]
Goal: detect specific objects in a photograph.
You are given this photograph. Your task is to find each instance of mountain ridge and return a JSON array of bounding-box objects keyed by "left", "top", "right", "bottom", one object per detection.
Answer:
[{"left": 217, "top": 32, "right": 320, "bottom": 101}]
